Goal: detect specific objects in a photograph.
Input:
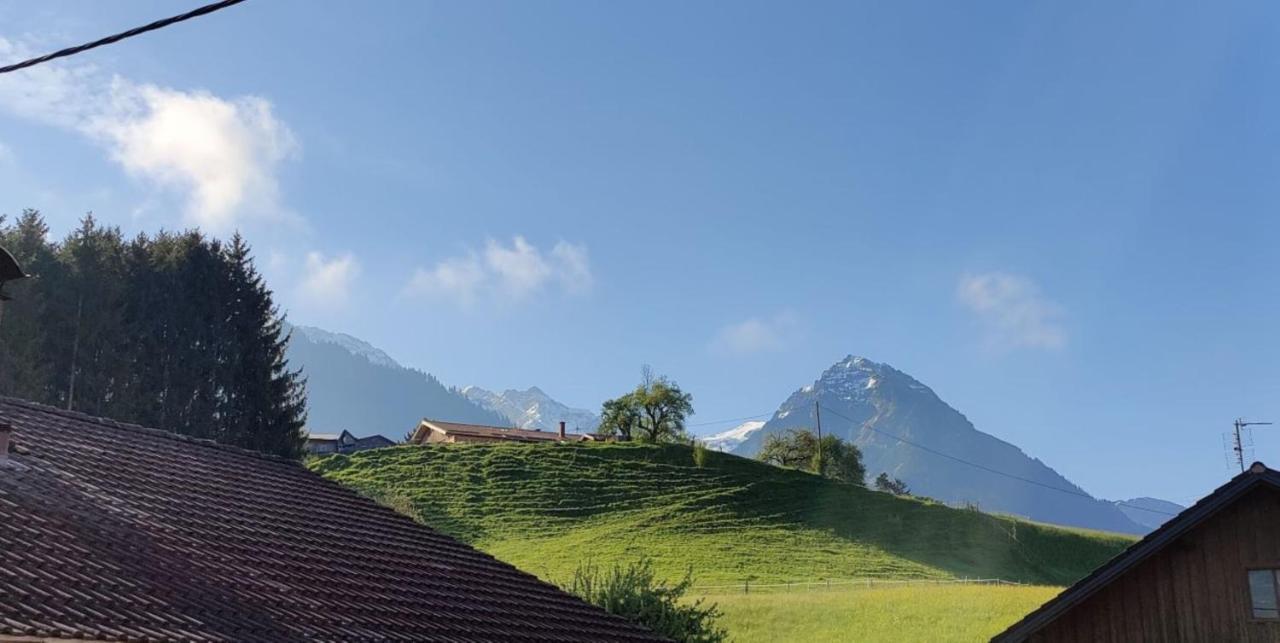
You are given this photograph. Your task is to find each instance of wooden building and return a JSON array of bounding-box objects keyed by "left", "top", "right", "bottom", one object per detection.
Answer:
[
  {"left": 994, "top": 462, "right": 1280, "bottom": 642},
  {"left": 409, "top": 418, "right": 601, "bottom": 444},
  {"left": 302, "top": 428, "right": 396, "bottom": 455}
]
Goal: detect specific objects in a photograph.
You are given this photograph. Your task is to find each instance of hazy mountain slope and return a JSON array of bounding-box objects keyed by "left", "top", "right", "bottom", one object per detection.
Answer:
[
  {"left": 311, "top": 442, "right": 1132, "bottom": 586},
  {"left": 286, "top": 325, "right": 507, "bottom": 438},
  {"left": 700, "top": 421, "right": 766, "bottom": 452},
  {"left": 734, "top": 356, "right": 1148, "bottom": 535},
  {"left": 1112, "top": 497, "right": 1185, "bottom": 531},
  {"left": 463, "top": 386, "right": 599, "bottom": 431},
  {"left": 288, "top": 324, "right": 400, "bottom": 369}
]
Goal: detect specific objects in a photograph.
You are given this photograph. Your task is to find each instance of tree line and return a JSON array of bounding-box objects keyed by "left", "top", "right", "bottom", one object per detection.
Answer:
[
  {"left": 758, "top": 427, "right": 910, "bottom": 494},
  {"left": 0, "top": 210, "right": 306, "bottom": 458}
]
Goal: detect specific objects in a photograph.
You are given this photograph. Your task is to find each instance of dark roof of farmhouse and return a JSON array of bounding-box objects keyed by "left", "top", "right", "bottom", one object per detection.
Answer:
[
  {"left": 414, "top": 419, "right": 597, "bottom": 442},
  {"left": 993, "top": 461, "right": 1280, "bottom": 642},
  {"left": 0, "top": 397, "right": 661, "bottom": 642}
]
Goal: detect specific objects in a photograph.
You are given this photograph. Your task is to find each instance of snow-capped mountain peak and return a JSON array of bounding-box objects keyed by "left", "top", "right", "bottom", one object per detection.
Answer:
[
  {"left": 700, "top": 421, "right": 766, "bottom": 452},
  {"left": 289, "top": 325, "right": 401, "bottom": 369},
  {"left": 732, "top": 353, "right": 1153, "bottom": 535},
  {"left": 463, "top": 386, "right": 600, "bottom": 431}
]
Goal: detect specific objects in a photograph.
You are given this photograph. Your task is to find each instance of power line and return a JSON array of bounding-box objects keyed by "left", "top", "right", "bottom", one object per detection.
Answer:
[
  {"left": 687, "top": 412, "right": 773, "bottom": 428},
  {"left": 816, "top": 403, "right": 1178, "bottom": 517},
  {"left": 0, "top": 0, "right": 249, "bottom": 76}
]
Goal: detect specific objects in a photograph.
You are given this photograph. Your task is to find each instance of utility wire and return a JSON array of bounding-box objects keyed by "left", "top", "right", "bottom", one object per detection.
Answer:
[
  {"left": 816, "top": 403, "right": 1179, "bottom": 517},
  {"left": 687, "top": 412, "right": 773, "bottom": 428},
  {"left": 0, "top": 0, "right": 249, "bottom": 76}
]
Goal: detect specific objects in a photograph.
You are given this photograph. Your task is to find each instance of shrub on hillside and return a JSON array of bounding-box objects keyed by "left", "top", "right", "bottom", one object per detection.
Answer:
[
  {"left": 874, "top": 472, "right": 910, "bottom": 495},
  {"left": 567, "top": 559, "right": 727, "bottom": 643},
  {"left": 692, "top": 441, "right": 711, "bottom": 468}
]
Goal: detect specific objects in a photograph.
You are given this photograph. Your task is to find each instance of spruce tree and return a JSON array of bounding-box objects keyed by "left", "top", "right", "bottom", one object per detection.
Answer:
[
  {"left": 56, "top": 216, "right": 128, "bottom": 417},
  {"left": 218, "top": 234, "right": 307, "bottom": 458},
  {"left": 0, "top": 211, "right": 60, "bottom": 402}
]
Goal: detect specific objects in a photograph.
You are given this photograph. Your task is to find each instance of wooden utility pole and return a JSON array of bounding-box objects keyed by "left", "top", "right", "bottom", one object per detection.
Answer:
[{"left": 814, "top": 401, "right": 823, "bottom": 473}]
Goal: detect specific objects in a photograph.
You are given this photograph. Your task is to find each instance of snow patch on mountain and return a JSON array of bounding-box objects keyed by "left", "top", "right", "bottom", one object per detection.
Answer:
[
  {"left": 290, "top": 325, "right": 400, "bottom": 369},
  {"left": 700, "top": 421, "right": 766, "bottom": 452},
  {"left": 734, "top": 354, "right": 1152, "bottom": 534},
  {"left": 463, "top": 386, "right": 600, "bottom": 431}
]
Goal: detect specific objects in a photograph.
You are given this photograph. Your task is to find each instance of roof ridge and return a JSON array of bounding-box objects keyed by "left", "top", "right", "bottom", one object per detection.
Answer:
[
  {"left": 993, "top": 461, "right": 1280, "bottom": 641},
  {"left": 424, "top": 418, "right": 594, "bottom": 433},
  {"left": 0, "top": 395, "right": 302, "bottom": 467}
]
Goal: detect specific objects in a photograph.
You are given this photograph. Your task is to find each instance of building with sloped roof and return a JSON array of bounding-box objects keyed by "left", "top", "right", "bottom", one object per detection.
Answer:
[
  {"left": 994, "top": 462, "right": 1280, "bottom": 642},
  {"left": 303, "top": 428, "right": 396, "bottom": 455},
  {"left": 0, "top": 396, "right": 660, "bottom": 642},
  {"left": 409, "top": 418, "right": 602, "bottom": 445}
]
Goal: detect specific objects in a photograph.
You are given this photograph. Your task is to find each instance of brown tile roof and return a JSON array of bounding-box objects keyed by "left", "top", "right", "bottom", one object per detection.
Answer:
[
  {"left": 0, "top": 397, "right": 662, "bottom": 642},
  {"left": 416, "top": 420, "right": 597, "bottom": 443}
]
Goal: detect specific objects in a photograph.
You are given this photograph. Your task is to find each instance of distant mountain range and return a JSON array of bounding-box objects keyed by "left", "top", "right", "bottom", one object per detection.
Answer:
[
  {"left": 286, "top": 325, "right": 508, "bottom": 439},
  {"left": 462, "top": 386, "right": 600, "bottom": 431},
  {"left": 701, "top": 421, "right": 766, "bottom": 452},
  {"left": 1111, "top": 497, "right": 1185, "bottom": 531},
  {"left": 287, "top": 324, "right": 1176, "bottom": 534},
  {"left": 733, "top": 355, "right": 1150, "bottom": 534}
]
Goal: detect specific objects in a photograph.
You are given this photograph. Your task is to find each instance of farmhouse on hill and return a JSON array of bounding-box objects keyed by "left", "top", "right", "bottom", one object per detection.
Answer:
[
  {"left": 409, "top": 418, "right": 601, "bottom": 444},
  {"left": 995, "top": 461, "right": 1280, "bottom": 642},
  {"left": 0, "top": 396, "right": 661, "bottom": 642},
  {"left": 302, "top": 428, "right": 395, "bottom": 455}
]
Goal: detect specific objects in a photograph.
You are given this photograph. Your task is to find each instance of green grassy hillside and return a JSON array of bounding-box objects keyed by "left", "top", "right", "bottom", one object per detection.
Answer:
[{"left": 309, "top": 442, "right": 1131, "bottom": 585}]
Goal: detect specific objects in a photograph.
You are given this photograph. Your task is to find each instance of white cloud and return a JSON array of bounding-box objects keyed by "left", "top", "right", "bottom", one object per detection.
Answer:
[
  {"left": 712, "top": 311, "right": 800, "bottom": 355},
  {"left": 405, "top": 254, "right": 486, "bottom": 304},
  {"left": 957, "top": 272, "right": 1066, "bottom": 350},
  {"left": 0, "top": 37, "right": 297, "bottom": 232},
  {"left": 404, "top": 236, "right": 593, "bottom": 305},
  {"left": 551, "top": 241, "right": 593, "bottom": 293},
  {"left": 298, "top": 252, "right": 360, "bottom": 310},
  {"left": 484, "top": 236, "right": 553, "bottom": 297}
]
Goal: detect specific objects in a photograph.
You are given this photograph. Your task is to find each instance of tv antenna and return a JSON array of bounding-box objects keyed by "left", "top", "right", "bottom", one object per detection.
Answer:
[{"left": 1231, "top": 418, "right": 1273, "bottom": 472}]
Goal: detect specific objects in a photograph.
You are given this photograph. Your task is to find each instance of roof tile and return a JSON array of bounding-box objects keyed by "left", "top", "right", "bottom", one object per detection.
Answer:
[{"left": 0, "top": 397, "right": 663, "bottom": 642}]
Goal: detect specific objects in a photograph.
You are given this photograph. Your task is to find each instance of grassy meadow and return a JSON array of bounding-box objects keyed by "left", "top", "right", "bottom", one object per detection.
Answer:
[
  {"left": 693, "top": 583, "right": 1062, "bottom": 642},
  {"left": 310, "top": 442, "right": 1131, "bottom": 586}
]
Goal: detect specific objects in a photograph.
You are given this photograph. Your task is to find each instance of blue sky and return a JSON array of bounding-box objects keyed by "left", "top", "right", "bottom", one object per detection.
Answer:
[{"left": 1, "top": 1, "right": 1278, "bottom": 504}]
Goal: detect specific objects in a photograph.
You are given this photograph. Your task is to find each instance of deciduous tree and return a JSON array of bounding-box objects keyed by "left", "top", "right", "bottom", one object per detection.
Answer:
[
  {"left": 758, "top": 429, "right": 866, "bottom": 485},
  {"left": 598, "top": 369, "right": 694, "bottom": 443}
]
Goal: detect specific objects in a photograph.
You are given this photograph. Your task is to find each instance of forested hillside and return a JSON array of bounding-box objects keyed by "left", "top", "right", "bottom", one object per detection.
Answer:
[
  {"left": 287, "top": 324, "right": 507, "bottom": 438},
  {"left": 0, "top": 210, "right": 305, "bottom": 457},
  {"left": 311, "top": 442, "right": 1133, "bottom": 586}
]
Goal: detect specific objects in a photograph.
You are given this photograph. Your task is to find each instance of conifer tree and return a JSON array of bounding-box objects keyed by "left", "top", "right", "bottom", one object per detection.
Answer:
[
  {"left": 0, "top": 211, "right": 60, "bottom": 401},
  {"left": 218, "top": 234, "right": 307, "bottom": 458},
  {"left": 56, "top": 215, "right": 128, "bottom": 417},
  {"left": 0, "top": 211, "right": 308, "bottom": 459}
]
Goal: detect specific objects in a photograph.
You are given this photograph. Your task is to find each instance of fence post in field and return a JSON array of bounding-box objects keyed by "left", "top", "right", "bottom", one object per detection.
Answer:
[{"left": 744, "top": 580, "right": 749, "bottom": 595}]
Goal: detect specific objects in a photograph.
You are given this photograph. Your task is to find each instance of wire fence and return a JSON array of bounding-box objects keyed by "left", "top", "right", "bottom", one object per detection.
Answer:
[{"left": 691, "top": 577, "right": 1027, "bottom": 594}]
